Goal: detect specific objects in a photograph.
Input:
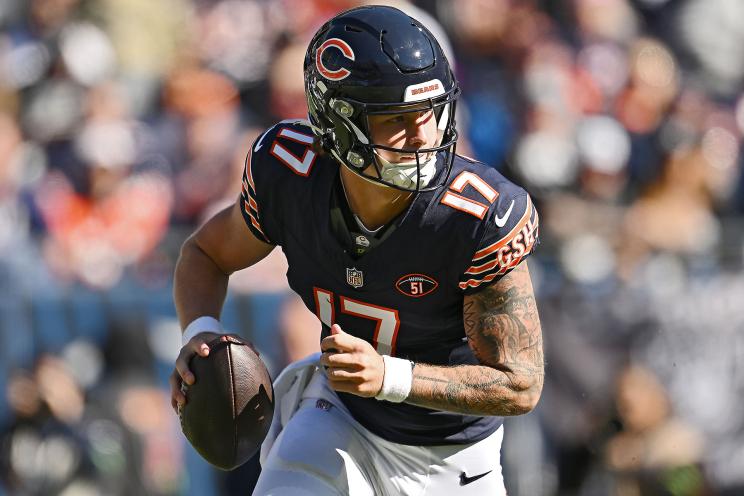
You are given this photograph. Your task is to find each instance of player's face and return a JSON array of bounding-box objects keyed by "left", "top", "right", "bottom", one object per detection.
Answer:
[{"left": 367, "top": 108, "right": 442, "bottom": 164}]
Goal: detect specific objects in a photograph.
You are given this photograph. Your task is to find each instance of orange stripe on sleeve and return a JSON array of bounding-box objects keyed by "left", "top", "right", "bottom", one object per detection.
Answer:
[
  {"left": 247, "top": 195, "right": 259, "bottom": 212},
  {"left": 465, "top": 258, "right": 500, "bottom": 275},
  {"left": 459, "top": 271, "right": 501, "bottom": 290},
  {"left": 243, "top": 199, "right": 266, "bottom": 236}
]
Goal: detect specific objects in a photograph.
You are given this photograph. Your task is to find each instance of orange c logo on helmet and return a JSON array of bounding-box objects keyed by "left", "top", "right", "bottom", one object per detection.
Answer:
[{"left": 316, "top": 38, "right": 355, "bottom": 81}]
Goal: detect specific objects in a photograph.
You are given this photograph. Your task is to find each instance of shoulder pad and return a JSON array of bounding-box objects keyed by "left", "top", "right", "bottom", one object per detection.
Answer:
[{"left": 240, "top": 120, "right": 317, "bottom": 244}]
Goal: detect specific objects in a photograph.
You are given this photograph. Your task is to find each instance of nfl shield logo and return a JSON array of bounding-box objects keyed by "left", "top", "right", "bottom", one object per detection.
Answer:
[{"left": 346, "top": 267, "right": 364, "bottom": 288}]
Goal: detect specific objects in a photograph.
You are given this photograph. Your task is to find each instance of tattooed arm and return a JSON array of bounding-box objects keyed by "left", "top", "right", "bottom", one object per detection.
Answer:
[{"left": 405, "top": 262, "right": 544, "bottom": 416}]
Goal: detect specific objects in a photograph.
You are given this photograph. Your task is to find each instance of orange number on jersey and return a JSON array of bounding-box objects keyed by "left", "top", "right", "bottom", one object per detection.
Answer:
[
  {"left": 313, "top": 288, "right": 400, "bottom": 356},
  {"left": 440, "top": 171, "right": 498, "bottom": 219}
]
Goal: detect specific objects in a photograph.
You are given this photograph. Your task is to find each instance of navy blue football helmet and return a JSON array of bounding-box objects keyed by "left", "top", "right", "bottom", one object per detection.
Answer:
[{"left": 304, "top": 5, "right": 460, "bottom": 192}]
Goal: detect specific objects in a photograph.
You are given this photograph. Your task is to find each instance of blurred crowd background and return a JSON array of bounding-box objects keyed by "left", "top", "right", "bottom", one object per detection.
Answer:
[{"left": 1, "top": 0, "right": 743, "bottom": 495}]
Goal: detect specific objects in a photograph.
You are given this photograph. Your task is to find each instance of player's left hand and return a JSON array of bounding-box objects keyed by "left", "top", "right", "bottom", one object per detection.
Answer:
[{"left": 320, "top": 324, "right": 384, "bottom": 398}]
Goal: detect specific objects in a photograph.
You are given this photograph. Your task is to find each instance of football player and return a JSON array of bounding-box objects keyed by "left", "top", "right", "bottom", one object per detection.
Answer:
[{"left": 170, "top": 5, "right": 543, "bottom": 495}]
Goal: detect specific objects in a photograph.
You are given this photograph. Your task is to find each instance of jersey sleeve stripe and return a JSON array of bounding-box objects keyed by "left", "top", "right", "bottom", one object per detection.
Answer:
[
  {"left": 459, "top": 239, "right": 533, "bottom": 289},
  {"left": 460, "top": 249, "right": 525, "bottom": 288},
  {"left": 460, "top": 201, "right": 539, "bottom": 290},
  {"left": 245, "top": 190, "right": 259, "bottom": 212},
  {"left": 245, "top": 149, "right": 256, "bottom": 190},
  {"left": 472, "top": 195, "right": 533, "bottom": 261},
  {"left": 241, "top": 177, "right": 260, "bottom": 215},
  {"left": 244, "top": 200, "right": 267, "bottom": 235},
  {"left": 239, "top": 150, "right": 271, "bottom": 244},
  {"left": 241, "top": 150, "right": 260, "bottom": 214},
  {"left": 459, "top": 271, "right": 501, "bottom": 290},
  {"left": 465, "top": 205, "right": 538, "bottom": 274},
  {"left": 464, "top": 258, "right": 501, "bottom": 275},
  {"left": 241, "top": 196, "right": 270, "bottom": 243},
  {"left": 243, "top": 176, "right": 256, "bottom": 202}
]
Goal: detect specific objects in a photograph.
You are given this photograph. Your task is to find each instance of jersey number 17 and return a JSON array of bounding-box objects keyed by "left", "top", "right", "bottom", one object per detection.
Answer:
[{"left": 313, "top": 288, "right": 400, "bottom": 356}]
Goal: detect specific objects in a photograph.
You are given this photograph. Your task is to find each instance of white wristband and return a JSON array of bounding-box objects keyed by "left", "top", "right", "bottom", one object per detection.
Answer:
[
  {"left": 375, "top": 355, "right": 414, "bottom": 403},
  {"left": 181, "top": 316, "right": 226, "bottom": 346}
]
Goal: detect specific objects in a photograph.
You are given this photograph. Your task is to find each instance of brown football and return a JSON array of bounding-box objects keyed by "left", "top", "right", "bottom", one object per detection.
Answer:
[{"left": 179, "top": 336, "right": 274, "bottom": 470}]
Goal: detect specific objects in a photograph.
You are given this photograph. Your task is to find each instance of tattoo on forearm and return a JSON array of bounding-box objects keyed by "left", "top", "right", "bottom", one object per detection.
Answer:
[
  {"left": 413, "top": 374, "right": 447, "bottom": 384},
  {"left": 465, "top": 264, "right": 543, "bottom": 376},
  {"left": 407, "top": 263, "right": 544, "bottom": 416},
  {"left": 463, "top": 300, "right": 477, "bottom": 336},
  {"left": 410, "top": 364, "right": 526, "bottom": 415}
]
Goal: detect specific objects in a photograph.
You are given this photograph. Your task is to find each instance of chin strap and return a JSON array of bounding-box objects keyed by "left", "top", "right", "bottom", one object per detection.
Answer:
[{"left": 373, "top": 151, "right": 438, "bottom": 190}]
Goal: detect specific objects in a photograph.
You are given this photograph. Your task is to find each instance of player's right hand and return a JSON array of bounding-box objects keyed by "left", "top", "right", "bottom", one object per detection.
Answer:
[{"left": 169, "top": 332, "right": 229, "bottom": 413}]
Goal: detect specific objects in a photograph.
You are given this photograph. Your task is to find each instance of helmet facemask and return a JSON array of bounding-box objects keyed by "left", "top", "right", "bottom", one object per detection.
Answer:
[{"left": 307, "top": 80, "right": 459, "bottom": 192}]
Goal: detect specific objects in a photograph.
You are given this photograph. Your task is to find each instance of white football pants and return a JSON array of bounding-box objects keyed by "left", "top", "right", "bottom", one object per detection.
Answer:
[{"left": 254, "top": 362, "right": 506, "bottom": 496}]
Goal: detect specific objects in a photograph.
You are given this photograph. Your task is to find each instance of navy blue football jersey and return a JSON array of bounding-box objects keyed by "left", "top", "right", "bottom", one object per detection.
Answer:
[{"left": 240, "top": 120, "right": 539, "bottom": 445}]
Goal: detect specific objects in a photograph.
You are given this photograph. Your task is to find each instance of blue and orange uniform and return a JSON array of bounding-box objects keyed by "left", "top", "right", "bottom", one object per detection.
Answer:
[{"left": 240, "top": 120, "right": 539, "bottom": 446}]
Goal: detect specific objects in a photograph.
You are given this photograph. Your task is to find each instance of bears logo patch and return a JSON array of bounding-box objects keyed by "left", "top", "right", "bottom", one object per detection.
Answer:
[{"left": 395, "top": 274, "right": 438, "bottom": 298}]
